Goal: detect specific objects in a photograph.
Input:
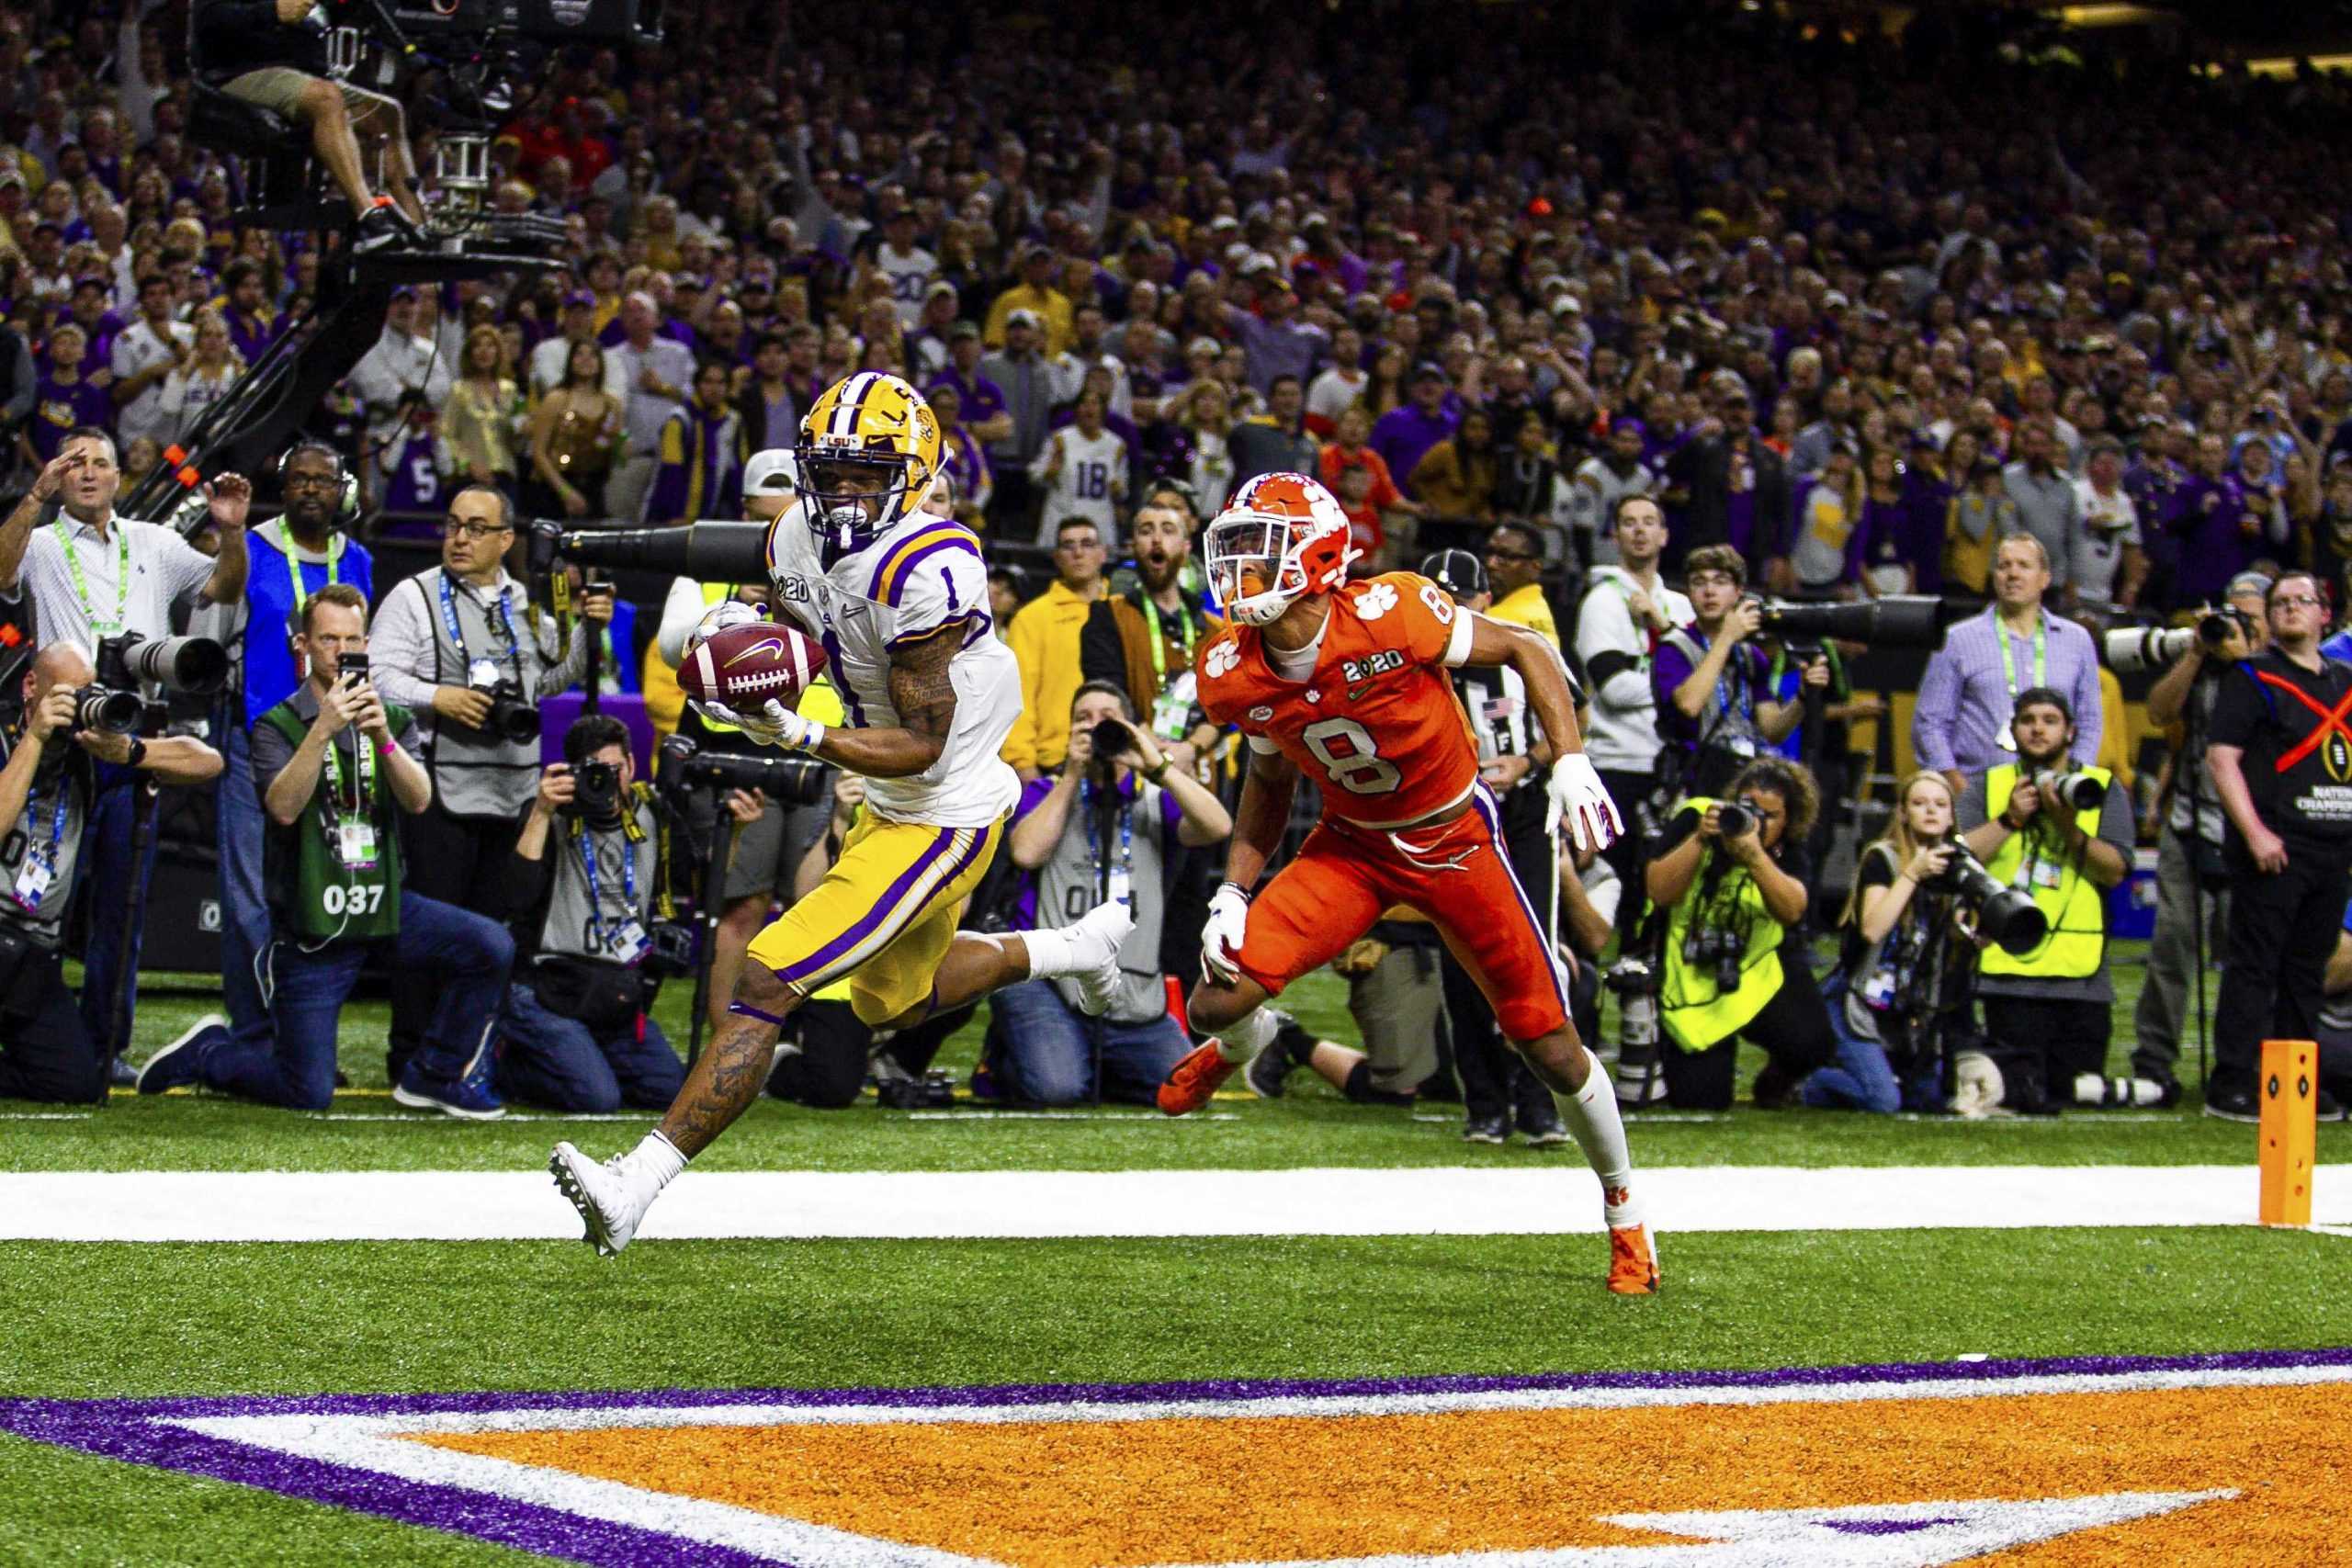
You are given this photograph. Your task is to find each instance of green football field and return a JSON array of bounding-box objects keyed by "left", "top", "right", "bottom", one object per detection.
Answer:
[{"left": 5, "top": 944, "right": 2347, "bottom": 1566}]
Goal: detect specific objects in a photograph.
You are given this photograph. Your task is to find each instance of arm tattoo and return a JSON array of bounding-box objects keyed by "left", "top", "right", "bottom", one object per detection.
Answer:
[{"left": 888, "top": 626, "right": 961, "bottom": 747}]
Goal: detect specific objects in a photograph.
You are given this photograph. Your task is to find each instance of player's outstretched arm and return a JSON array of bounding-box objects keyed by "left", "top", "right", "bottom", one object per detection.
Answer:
[
  {"left": 808, "top": 624, "right": 962, "bottom": 779},
  {"left": 1223, "top": 744, "right": 1301, "bottom": 894}
]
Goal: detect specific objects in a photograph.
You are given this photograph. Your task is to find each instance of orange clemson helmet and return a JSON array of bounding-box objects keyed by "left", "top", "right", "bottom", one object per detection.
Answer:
[{"left": 1204, "top": 471, "right": 1359, "bottom": 626}]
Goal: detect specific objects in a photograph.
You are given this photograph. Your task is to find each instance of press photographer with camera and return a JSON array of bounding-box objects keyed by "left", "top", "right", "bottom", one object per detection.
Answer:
[
  {"left": 490, "top": 716, "right": 686, "bottom": 1115},
  {"left": 0, "top": 643, "right": 220, "bottom": 1101},
  {"left": 0, "top": 432, "right": 250, "bottom": 1077},
  {"left": 2201, "top": 570, "right": 2352, "bottom": 1122},
  {"left": 1650, "top": 546, "right": 1825, "bottom": 798},
  {"left": 990, "top": 682, "right": 1231, "bottom": 1105},
  {"left": 1800, "top": 771, "right": 2033, "bottom": 1113},
  {"left": 1643, "top": 756, "right": 1837, "bottom": 1111},
  {"left": 2124, "top": 573, "right": 2268, "bottom": 1100},
  {"left": 138, "top": 586, "right": 515, "bottom": 1116},
  {"left": 1956, "top": 688, "right": 2132, "bottom": 1111},
  {"left": 368, "top": 484, "right": 607, "bottom": 1082}
]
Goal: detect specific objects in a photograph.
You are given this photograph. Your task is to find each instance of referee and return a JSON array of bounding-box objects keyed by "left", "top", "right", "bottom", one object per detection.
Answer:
[{"left": 0, "top": 433, "right": 250, "bottom": 1078}]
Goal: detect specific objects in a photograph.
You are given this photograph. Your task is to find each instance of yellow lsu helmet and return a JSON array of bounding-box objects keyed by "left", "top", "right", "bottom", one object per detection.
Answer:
[{"left": 796, "top": 371, "right": 942, "bottom": 563}]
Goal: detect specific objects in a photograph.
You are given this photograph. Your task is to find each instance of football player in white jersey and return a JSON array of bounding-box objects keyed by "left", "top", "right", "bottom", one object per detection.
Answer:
[{"left": 551, "top": 374, "right": 1133, "bottom": 1255}]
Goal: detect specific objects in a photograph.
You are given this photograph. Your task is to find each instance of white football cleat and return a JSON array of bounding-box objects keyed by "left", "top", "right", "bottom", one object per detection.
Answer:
[
  {"left": 548, "top": 1141, "right": 659, "bottom": 1257},
  {"left": 1064, "top": 899, "right": 1136, "bottom": 1018}
]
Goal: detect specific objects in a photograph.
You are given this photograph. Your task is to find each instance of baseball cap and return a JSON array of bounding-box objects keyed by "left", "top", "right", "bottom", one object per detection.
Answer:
[
  {"left": 1419, "top": 548, "right": 1487, "bottom": 600},
  {"left": 2228, "top": 570, "right": 2275, "bottom": 600},
  {"left": 742, "top": 449, "right": 798, "bottom": 496},
  {"left": 947, "top": 319, "right": 980, "bottom": 340},
  {"left": 925, "top": 279, "right": 958, "bottom": 301},
  {"left": 563, "top": 288, "right": 594, "bottom": 307},
  {"left": 1006, "top": 307, "right": 1042, "bottom": 330},
  {"left": 1410, "top": 359, "right": 1450, "bottom": 384},
  {"left": 1187, "top": 335, "right": 1221, "bottom": 358}
]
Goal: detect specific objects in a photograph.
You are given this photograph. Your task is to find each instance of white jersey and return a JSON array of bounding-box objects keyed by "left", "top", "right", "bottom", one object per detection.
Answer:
[
  {"left": 1030, "top": 425, "right": 1128, "bottom": 543},
  {"left": 763, "top": 503, "right": 1022, "bottom": 829},
  {"left": 875, "top": 243, "right": 940, "bottom": 327}
]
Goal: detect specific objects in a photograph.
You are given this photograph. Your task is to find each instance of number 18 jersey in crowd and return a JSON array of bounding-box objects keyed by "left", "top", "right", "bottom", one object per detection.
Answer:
[
  {"left": 762, "top": 503, "right": 1021, "bottom": 829},
  {"left": 1195, "top": 572, "right": 1479, "bottom": 829}
]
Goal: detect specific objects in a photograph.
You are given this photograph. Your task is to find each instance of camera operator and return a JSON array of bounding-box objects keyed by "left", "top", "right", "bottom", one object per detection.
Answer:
[
  {"left": 1651, "top": 546, "right": 1825, "bottom": 798},
  {"left": 137, "top": 587, "right": 514, "bottom": 1115},
  {"left": 2132, "top": 572, "right": 2268, "bottom": 1100},
  {"left": 0, "top": 433, "right": 250, "bottom": 1078},
  {"left": 188, "top": 0, "right": 424, "bottom": 250},
  {"left": 1802, "top": 771, "right": 1983, "bottom": 1113},
  {"left": 491, "top": 716, "right": 685, "bottom": 1115},
  {"left": 1574, "top": 496, "right": 1689, "bottom": 945},
  {"left": 0, "top": 644, "right": 220, "bottom": 1101},
  {"left": 368, "top": 484, "right": 607, "bottom": 1083},
  {"left": 1644, "top": 755, "right": 1837, "bottom": 1110},
  {"left": 2202, "top": 570, "right": 2352, "bottom": 1121},
  {"left": 1957, "top": 688, "right": 2132, "bottom": 1111},
  {"left": 1914, "top": 534, "right": 2103, "bottom": 803},
  {"left": 991, "top": 682, "right": 1230, "bottom": 1104}
]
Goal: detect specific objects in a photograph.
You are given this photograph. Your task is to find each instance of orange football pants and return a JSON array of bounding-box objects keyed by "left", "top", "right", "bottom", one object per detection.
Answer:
[{"left": 1234, "top": 787, "right": 1570, "bottom": 1043}]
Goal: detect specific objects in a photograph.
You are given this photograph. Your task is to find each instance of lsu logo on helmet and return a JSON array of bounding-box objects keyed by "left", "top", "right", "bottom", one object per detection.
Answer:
[{"left": 796, "top": 372, "right": 944, "bottom": 564}]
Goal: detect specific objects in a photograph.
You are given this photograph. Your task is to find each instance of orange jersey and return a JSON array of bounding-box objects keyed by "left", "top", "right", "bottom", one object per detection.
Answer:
[{"left": 1197, "top": 573, "right": 1478, "bottom": 829}]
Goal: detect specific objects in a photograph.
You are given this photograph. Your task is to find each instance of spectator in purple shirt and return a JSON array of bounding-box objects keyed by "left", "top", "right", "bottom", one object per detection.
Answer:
[
  {"left": 2176, "top": 432, "right": 2285, "bottom": 604},
  {"left": 219, "top": 259, "right": 284, "bottom": 367},
  {"left": 65, "top": 278, "right": 120, "bottom": 369},
  {"left": 20, "top": 321, "right": 112, "bottom": 467},
  {"left": 1370, "top": 362, "right": 1460, "bottom": 496},
  {"left": 927, "top": 321, "right": 1012, "bottom": 445},
  {"left": 1221, "top": 270, "right": 1326, "bottom": 395}
]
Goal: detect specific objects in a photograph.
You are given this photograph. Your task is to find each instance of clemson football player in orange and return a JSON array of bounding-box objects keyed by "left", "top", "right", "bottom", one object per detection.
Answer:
[{"left": 1160, "top": 471, "right": 1657, "bottom": 1293}]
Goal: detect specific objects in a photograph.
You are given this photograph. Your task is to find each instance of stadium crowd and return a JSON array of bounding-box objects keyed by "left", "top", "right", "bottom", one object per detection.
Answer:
[{"left": 6, "top": 0, "right": 2352, "bottom": 1128}]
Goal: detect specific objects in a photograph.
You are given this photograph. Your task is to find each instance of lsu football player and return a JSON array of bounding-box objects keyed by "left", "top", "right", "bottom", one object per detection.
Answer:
[{"left": 551, "top": 372, "right": 1132, "bottom": 1255}]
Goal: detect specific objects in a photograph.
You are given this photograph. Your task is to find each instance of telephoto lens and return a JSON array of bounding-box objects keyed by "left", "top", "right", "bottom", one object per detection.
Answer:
[
  {"left": 1090, "top": 716, "right": 1133, "bottom": 761},
  {"left": 70, "top": 684, "right": 143, "bottom": 736},
  {"left": 1715, "top": 801, "right": 1754, "bottom": 838}
]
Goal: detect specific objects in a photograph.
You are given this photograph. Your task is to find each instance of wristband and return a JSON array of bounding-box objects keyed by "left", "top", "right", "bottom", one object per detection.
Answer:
[
  {"left": 1220, "top": 879, "right": 1250, "bottom": 902},
  {"left": 126, "top": 737, "right": 147, "bottom": 767},
  {"left": 1145, "top": 758, "right": 1170, "bottom": 784},
  {"left": 377, "top": 738, "right": 398, "bottom": 758}
]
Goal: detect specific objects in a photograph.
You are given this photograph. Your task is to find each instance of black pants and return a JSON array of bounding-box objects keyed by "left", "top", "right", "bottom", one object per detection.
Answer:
[
  {"left": 765, "top": 998, "right": 869, "bottom": 1109},
  {"left": 1662, "top": 953, "right": 1837, "bottom": 1111},
  {"left": 389, "top": 797, "right": 526, "bottom": 1081},
  {"left": 1443, "top": 809, "right": 1563, "bottom": 1122},
  {"left": 1595, "top": 767, "right": 1655, "bottom": 951},
  {"left": 2213, "top": 841, "right": 2352, "bottom": 1089},
  {"left": 0, "top": 951, "right": 104, "bottom": 1103}
]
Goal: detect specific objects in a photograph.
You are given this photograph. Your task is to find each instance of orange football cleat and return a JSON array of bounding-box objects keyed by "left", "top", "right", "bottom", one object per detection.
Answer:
[
  {"left": 1158, "top": 1043, "right": 1238, "bottom": 1116},
  {"left": 1607, "top": 1223, "right": 1660, "bottom": 1295}
]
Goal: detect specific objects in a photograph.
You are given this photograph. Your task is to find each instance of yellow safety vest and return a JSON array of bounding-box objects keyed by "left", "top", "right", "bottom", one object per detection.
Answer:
[
  {"left": 1979, "top": 763, "right": 2109, "bottom": 980},
  {"left": 1657, "top": 796, "right": 1786, "bottom": 1051}
]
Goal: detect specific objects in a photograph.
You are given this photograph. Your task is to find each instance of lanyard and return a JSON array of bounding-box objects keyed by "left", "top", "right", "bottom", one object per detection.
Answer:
[
  {"left": 271, "top": 523, "right": 339, "bottom": 613},
  {"left": 1139, "top": 593, "right": 1194, "bottom": 687},
  {"left": 21, "top": 767, "right": 70, "bottom": 868},
  {"left": 317, "top": 723, "right": 376, "bottom": 823},
  {"left": 1081, "top": 779, "right": 1135, "bottom": 908},
  {"left": 576, "top": 825, "right": 639, "bottom": 953},
  {"left": 437, "top": 572, "right": 522, "bottom": 678},
  {"left": 53, "top": 518, "right": 130, "bottom": 636},
  {"left": 1695, "top": 630, "right": 1753, "bottom": 723},
  {"left": 1994, "top": 608, "right": 2047, "bottom": 701}
]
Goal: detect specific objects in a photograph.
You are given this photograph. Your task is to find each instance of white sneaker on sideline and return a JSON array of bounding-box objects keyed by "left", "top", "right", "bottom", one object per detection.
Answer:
[
  {"left": 548, "top": 1142, "right": 659, "bottom": 1257},
  {"left": 1061, "top": 899, "right": 1136, "bottom": 1017}
]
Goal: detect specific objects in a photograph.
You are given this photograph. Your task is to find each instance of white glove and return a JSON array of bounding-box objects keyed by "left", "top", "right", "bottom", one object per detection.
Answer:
[
  {"left": 1546, "top": 751, "right": 1623, "bottom": 854},
  {"left": 1199, "top": 880, "right": 1252, "bottom": 985},
  {"left": 695, "top": 696, "right": 825, "bottom": 752}
]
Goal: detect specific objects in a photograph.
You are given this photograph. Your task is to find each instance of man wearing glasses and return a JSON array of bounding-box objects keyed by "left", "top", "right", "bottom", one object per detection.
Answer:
[
  {"left": 368, "top": 485, "right": 610, "bottom": 1084},
  {"left": 214, "top": 443, "right": 374, "bottom": 1039},
  {"left": 1482, "top": 521, "right": 1559, "bottom": 650}
]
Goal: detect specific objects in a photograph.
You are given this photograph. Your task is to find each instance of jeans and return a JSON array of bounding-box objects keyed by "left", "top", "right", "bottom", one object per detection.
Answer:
[
  {"left": 496, "top": 979, "right": 683, "bottom": 1113},
  {"left": 199, "top": 891, "right": 514, "bottom": 1110},
  {"left": 0, "top": 951, "right": 104, "bottom": 1103},
  {"left": 215, "top": 711, "right": 272, "bottom": 1032},
  {"left": 389, "top": 798, "right": 525, "bottom": 1083},
  {"left": 989, "top": 978, "right": 1192, "bottom": 1106},
  {"left": 76, "top": 769, "right": 161, "bottom": 1060},
  {"left": 1798, "top": 974, "right": 1902, "bottom": 1114}
]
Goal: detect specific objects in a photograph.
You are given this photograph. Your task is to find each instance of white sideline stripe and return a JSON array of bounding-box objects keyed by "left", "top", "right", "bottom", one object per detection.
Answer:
[{"left": 0, "top": 1164, "right": 2341, "bottom": 1243}]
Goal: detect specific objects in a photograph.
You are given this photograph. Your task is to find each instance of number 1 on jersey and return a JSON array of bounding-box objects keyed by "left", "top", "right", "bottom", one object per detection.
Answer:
[{"left": 1302, "top": 716, "right": 1401, "bottom": 795}]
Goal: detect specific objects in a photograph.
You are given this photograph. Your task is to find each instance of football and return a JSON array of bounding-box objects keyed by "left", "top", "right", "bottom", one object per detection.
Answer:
[{"left": 679, "top": 616, "right": 829, "bottom": 711}]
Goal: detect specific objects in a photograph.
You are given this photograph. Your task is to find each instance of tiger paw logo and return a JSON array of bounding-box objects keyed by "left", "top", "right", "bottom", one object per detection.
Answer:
[
  {"left": 1204, "top": 640, "right": 1241, "bottom": 679},
  {"left": 1355, "top": 581, "right": 1400, "bottom": 620}
]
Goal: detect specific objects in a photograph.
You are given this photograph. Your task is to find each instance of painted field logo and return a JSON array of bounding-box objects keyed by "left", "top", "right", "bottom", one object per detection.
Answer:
[{"left": 5, "top": 1349, "right": 2348, "bottom": 1565}]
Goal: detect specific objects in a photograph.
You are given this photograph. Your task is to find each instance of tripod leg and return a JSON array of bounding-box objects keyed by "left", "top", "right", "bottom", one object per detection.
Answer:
[{"left": 686, "top": 808, "right": 736, "bottom": 1068}]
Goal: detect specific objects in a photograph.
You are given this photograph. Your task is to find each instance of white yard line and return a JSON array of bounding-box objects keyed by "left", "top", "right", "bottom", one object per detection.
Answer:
[{"left": 0, "top": 1164, "right": 2338, "bottom": 1244}]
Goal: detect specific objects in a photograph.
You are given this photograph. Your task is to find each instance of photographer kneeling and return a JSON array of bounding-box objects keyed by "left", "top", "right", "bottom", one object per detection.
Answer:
[
  {"left": 492, "top": 716, "right": 686, "bottom": 1115},
  {"left": 1804, "top": 771, "right": 2008, "bottom": 1113},
  {"left": 1645, "top": 756, "right": 1836, "bottom": 1111},
  {"left": 0, "top": 645, "right": 220, "bottom": 1101},
  {"left": 139, "top": 587, "right": 514, "bottom": 1115},
  {"left": 1957, "top": 688, "right": 2132, "bottom": 1112},
  {"left": 992, "top": 683, "right": 1232, "bottom": 1105}
]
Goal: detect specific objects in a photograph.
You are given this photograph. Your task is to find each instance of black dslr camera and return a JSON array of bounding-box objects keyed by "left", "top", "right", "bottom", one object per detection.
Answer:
[
  {"left": 1922, "top": 843, "right": 2050, "bottom": 956},
  {"left": 564, "top": 760, "right": 624, "bottom": 824},
  {"left": 641, "top": 919, "right": 697, "bottom": 980},
  {"left": 463, "top": 674, "right": 541, "bottom": 746},
  {"left": 68, "top": 631, "right": 230, "bottom": 737},
  {"left": 1715, "top": 801, "right": 1755, "bottom": 838},
  {"left": 68, "top": 685, "right": 142, "bottom": 737},
  {"left": 1682, "top": 925, "right": 1745, "bottom": 993},
  {"left": 656, "top": 735, "right": 827, "bottom": 807}
]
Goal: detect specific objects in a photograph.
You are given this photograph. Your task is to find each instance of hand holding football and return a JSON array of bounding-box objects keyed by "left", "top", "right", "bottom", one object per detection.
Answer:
[{"left": 679, "top": 616, "right": 829, "bottom": 711}]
